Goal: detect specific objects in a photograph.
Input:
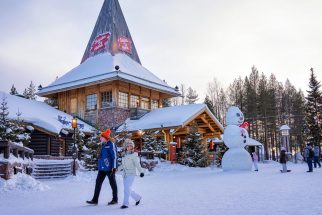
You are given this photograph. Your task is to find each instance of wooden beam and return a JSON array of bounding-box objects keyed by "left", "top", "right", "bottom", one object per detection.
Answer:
[{"left": 200, "top": 116, "right": 215, "bottom": 132}]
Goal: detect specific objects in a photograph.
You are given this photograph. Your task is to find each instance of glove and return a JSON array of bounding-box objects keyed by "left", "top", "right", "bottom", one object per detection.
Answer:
[
  {"left": 112, "top": 168, "right": 117, "bottom": 174},
  {"left": 140, "top": 173, "right": 144, "bottom": 178}
]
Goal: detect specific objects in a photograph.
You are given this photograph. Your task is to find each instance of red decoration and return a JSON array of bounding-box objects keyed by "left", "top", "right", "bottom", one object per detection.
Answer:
[
  {"left": 118, "top": 36, "right": 132, "bottom": 54},
  {"left": 90, "top": 32, "right": 111, "bottom": 53},
  {"left": 240, "top": 122, "right": 249, "bottom": 129},
  {"left": 176, "top": 137, "right": 181, "bottom": 148},
  {"left": 209, "top": 140, "right": 214, "bottom": 150}
]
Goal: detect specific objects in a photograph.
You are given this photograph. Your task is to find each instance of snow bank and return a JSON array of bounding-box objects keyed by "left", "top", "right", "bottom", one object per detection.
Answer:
[
  {"left": 0, "top": 173, "right": 50, "bottom": 192},
  {"left": 0, "top": 153, "right": 33, "bottom": 165}
]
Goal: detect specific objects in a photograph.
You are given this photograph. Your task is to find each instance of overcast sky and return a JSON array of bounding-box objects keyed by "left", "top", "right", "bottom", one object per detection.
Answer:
[{"left": 1, "top": 0, "right": 321, "bottom": 99}]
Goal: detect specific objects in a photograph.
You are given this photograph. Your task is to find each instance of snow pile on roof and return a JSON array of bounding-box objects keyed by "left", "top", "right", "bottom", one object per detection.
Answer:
[
  {"left": 38, "top": 53, "right": 179, "bottom": 96},
  {"left": 117, "top": 104, "right": 224, "bottom": 132},
  {"left": 0, "top": 91, "right": 95, "bottom": 134},
  {"left": 0, "top": 173, "right": 50, "bottom": 192}
]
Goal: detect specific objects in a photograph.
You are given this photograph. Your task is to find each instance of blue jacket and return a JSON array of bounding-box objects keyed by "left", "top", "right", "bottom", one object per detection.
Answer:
[{"left": 98, "top": 140, "right": 118, "bottom": 171}]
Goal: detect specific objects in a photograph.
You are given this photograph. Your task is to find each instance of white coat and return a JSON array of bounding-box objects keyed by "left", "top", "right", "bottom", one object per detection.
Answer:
[{"left": 121, "top": 152, "right": 144, "bottom": 177}]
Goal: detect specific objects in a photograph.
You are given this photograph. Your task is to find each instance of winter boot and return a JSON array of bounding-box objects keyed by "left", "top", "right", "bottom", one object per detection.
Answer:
[
  {"left": 136, "top": 200, "right": 141, "bottom": 206},
  {"left": 86, "top": 200, "right": 98, "bottom": 205},
  {"left": 120, "top": 205, "right": 128, "bottom": 209},
  {"left": 108, "top": 200, "right": 118, "bottom": 205}
]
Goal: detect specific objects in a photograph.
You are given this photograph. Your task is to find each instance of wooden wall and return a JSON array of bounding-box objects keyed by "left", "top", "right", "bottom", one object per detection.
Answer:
[
  {"left": 29, "top": 130, "right": 49, "bottom": 155},
  {"left": 57, "top": 80, "right": 171, "bottom": 118}
]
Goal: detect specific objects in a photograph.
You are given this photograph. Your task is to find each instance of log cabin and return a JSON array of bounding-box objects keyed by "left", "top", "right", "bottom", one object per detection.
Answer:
[{"left": 37, "top": 0, "right": 180, "bottom": 130}]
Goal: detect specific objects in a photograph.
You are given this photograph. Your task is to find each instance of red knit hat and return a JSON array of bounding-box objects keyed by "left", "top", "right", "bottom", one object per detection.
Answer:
[{"left": 101, "top": 129, "right": 111, "bottom": 140}]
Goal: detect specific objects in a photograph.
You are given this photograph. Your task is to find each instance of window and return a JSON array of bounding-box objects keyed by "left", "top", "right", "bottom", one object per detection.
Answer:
[
  {"left": 141, "top": 97, "right": 150, "bottom": 109},
  {"left": 70, "top": 98, "right": 77, "bottom": 114},
  {"left": 130, "top": 95, "right": 139, "bottom": 108},
  {"left": 101, "top": 91, "right": 113, "bottom": 108},
  {"left": 151, "top": 99, "right": 159, "bottom": 109},
  {"left": 86, "top": 94, "right": 97, "bottom": 110},
  {"left": 118, "top": 92, "right": 129, "bottom": 108}
]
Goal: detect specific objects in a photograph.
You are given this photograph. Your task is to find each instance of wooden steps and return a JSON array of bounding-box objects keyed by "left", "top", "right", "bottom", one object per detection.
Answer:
[{"left": 32, "top": 160, "right": 72, "bottom": 179}]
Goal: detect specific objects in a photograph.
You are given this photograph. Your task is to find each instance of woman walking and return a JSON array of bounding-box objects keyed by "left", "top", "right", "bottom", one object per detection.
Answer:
[{"left": 120, "top": 139, "right": 145, "bottom": 209}]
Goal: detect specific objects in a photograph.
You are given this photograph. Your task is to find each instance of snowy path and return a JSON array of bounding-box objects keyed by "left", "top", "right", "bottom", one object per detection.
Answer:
[{"left": 1, "top": 162, "right": 322, "bottom": 215}]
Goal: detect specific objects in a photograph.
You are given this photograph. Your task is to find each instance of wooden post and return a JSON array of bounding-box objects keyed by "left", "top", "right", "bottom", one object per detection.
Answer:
[
  {"left": 13, "top": 148, "right": 18, "bottom": 158},
  {"left": 4, "top": 145, "right": 10, "bottom": 159}
]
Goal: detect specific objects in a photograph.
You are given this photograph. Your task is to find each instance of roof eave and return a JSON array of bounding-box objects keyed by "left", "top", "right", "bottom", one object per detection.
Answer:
[{"left": 38, "top": 75, "right": 180, "bottom": 97}]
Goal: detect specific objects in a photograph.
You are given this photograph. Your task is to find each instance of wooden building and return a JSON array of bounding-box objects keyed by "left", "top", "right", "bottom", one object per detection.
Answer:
[
  {"left": 38, "top": 0, "right": 180, "bottom": 129},
  {"left": 116, "top": 104, "right": 224, "bottom": 161},
  {"left": 0, "top": 91, "right": 95, "bottom": 158}
]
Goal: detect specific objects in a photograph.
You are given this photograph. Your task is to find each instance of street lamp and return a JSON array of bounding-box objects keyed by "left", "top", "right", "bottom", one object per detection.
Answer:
[
  {"left": 72, "top": 116, "right": 77, "bottom": 176},
  {"left": 138, "top": 129, "right": 143, "bottom": 164}
]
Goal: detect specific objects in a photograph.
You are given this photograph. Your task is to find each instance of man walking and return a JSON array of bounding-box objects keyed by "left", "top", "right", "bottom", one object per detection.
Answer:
[
  {"left": 313, "top": 144, "right": 321, "bottom": 168},
  {"left": 304, "top": 143, "right": 314, "bottom": 172},
  {"left": 87, "top": 128, "right": 118, "bottom": 205}
]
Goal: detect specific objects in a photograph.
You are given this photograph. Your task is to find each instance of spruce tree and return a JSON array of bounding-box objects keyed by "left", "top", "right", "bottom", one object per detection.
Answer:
[
  {"left": 305, "top": 68, "right": 322, "bottom": 146},
  {"left": 185, "top": 87, "right": 199, "bottom": 104},
  {"left": 142, "top": 131, "right": 157, "bottom": 152},
  {"left": 84, "top": 130, "right": 100, "bottom": 170},
  {"left": 0, "top": 97, "right": 17, "bottom": 142},
  {"left": 10, "top": 85, "right": 18, "bottom": 95},
  {"left": 23, "top": 81, "right": 37, "bottom": 100},
  {"left": 204, "top": 96, "right": 215, "bottom": 114},
  {"left": 141, "top": 130, "right": 167, "bottom": 154},
  {"left": 161, "top": 98, "right": 172, "bottom": 107},
  {"left": 12, "top": 109, "right": 31, "bottom": 146},
  {"left": 179, "top": 123, "right": 209, "bottom": 167}
]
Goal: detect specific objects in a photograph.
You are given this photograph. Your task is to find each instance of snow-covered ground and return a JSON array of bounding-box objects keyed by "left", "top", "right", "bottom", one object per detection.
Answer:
[{"left": 1, "top": 162, "right": 322, "bottom": 215}]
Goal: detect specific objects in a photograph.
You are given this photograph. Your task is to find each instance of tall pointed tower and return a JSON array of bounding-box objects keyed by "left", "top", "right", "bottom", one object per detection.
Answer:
[
  {"left": 38, "top": 0, "right": 179, "bottom": 129},
  {"left": 81, "top": 0, "right": 141, "bottom": 64}
]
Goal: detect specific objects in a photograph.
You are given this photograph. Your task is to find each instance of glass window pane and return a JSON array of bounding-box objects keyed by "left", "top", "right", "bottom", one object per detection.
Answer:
[
  {"left": 86, "top": 94, "right": 97, "bottom": 110},
  {"left": 101, "top": 91, "right": 113, "bottom": 108},
  {"left": 130, "top": 95, "right": 139, "bottom": 108},
  {"left": 141, "top": 97, "right": 149, "bottom": 109},
  {"left": 118, "top": 92, "right": 129, "bottom": 108},
  {"left": 151, "top": 99, "right": 159, "bottom": 109}
]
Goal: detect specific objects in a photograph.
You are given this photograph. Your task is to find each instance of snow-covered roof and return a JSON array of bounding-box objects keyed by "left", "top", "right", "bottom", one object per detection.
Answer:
[
  {"left": 117, "top": 104, "right": 224, "bottom": 132},
  {"left": 38, "top": 53, "right": 180, "bottom": 97},
  {"left": 0, "top": 92, "right": 95, "bottom": 135}
]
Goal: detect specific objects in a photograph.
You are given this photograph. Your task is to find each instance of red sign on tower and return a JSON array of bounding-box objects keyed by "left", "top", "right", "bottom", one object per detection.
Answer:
[
  {"left": 118, "top": 36, "right": 132, "bottom": 54},
  {"left": 90, "top": 32, "right": 111, "bottom": 53}
]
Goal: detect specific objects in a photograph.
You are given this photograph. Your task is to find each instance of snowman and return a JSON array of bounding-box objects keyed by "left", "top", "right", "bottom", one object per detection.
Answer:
[{"left": 222, "top": 106, "right": 253, "bottom": 171}]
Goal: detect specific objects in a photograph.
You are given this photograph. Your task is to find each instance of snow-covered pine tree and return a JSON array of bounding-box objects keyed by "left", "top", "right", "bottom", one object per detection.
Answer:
[
  {"left": 84, "top": 130, "right": 101, "bottom": 170},
  {"left": 185, "top": 87, "right": 199, "bottom": 104},
  {"left": 305, "top": 68, "right": 322, "bottom": 145},
  {"left": 23, "top": 81, "right": 37, "bottom": 100},
  {"left": 0, "top": 96, "right": 17, "bottom": 142},
  {"left": 179, "top": 123, "right": 209, "bottom": 167},
  {"left": 73, "top": 128, "right": 86, "bottom": 159},
  {"left": 154, "top": 133, "right": 168, "bottom": 154},
  {"left": 142, "top": 131, "right": 158, "bottom": 152},
  {"left": 10, "top": 85, "right": 18, "bottom": 95},
  {"left": 11, "top": 109, "right": 31, "bottom": 146}
]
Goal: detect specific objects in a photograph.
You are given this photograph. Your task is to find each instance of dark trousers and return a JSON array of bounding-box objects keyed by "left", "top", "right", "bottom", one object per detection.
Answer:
[
  {"left": 92, "top": 170, "right": 118, "bottom": 202},
  {"left": 307, "top": 158, "right": 313, "bottom": 172},
  {"left": 314, "top": 156, "right": 321, "bottom": 168}
]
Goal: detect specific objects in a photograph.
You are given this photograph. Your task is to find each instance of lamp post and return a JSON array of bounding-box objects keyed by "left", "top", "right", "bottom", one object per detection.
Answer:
[
  {"left": 138, "top": 129, "right": 143, "bottom": 164},
  {"left": 280, "top": 125, "right": 290, "bottom": 161},
  {"left": 72, "top": 116, "right": 77, "bottom": 176}
]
